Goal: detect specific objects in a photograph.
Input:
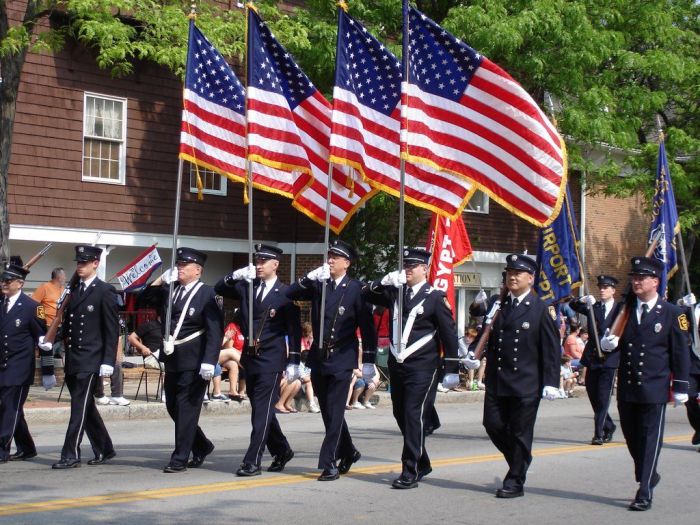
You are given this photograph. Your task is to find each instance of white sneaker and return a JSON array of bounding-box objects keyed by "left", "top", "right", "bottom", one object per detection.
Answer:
[
  {"left": 203, "top": 394, "right": 210, "bottom": 404},
  {"left": 109, "top": 396, "right": 130, "bottom": 406},
  {"left": 558, "top": 388, "right": 567, "bottom": 398},
  {"left": 309, "top": 401, "right": 321, "bottom": 413},
  {"left": 95, "top": 396, "right": 110, "bottom": 405},
  {"left": 351, "top": 401, "right": 365, "bottom": 410},
  {"left": 363, "top": 401, "right": 375, "bottom": 409},
  {"left": 437, "top": 384, "right": 449, "bottom": 393}
]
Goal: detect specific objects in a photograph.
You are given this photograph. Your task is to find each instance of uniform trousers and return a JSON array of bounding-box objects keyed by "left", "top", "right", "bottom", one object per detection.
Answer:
[
  {"left": 617, "top": 401, "right": 665, "bottom": 500},
  {"left": 163, "top": 370, "right": 212, "bottom": 467},
  {"left": 585, "top": 367, "right": 617, "bottom": 438},
  {"left": 61, "top": 372, "right": 113, "bottom": 461},
  {"left": 389, "top": 364, "right": 439, "bottom": 478},
  {"left": 311, "top": 369, "right": 355, "bottom": 470},
  {"left": 685, "top": 373, "right": 700, "bottom": 435},
  {"left": 0, "top": 385, "right": 35, "bottom": 461},
  {"left": 483, "top": 392, "right": 541, "bottom": 491},
  {"left": 243, "top": 372, "right": 290, "bottom": 467}
]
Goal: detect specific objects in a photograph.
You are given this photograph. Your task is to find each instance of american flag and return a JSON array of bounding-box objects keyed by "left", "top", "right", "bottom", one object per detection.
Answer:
[
  {"left": 404, "top": 7, "right": 566, "bottom": 227},
  {"left": 180, "top": 21, "right": 309, "bottom": 199},
  {"left": 330, "top": 9, "right": 473, "bottom": 218},
  {"left": 247, "top": 9, "right": 375, "bottom": 233}
]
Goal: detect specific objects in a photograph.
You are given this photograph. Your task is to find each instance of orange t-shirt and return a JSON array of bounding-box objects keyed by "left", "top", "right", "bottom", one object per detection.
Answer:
[{"left": 31, "top": 281, "right": 63, "bottom": 325}]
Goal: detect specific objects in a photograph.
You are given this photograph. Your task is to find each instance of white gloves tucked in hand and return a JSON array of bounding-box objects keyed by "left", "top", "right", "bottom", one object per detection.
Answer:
[
  {"left": 542, "top": 386, "right": 560, "bottom": 401},
  {"left": 99, "top": 364, "right": 114, "bottom": 377},
  {"left": 230, "top": 264, "right": 256, "bottom": 283},
  {"left": 42, "top": 375, "right": 57, "bottom": 390},
  {"left": 362, "top": 363, "right": 376, "bottom": 382},
  {"left": 474, "top": 289, "right": 488, "bottom": 304},
  {"left": 600, "top": 328, "right": 619, "bottom": 352},
  {"left": 380, "top": 270, "right": 407, "bottom": 288},
  {"left": 199, "top": 363, "right": 215, "bottom": 381},
  {"left": 161, "top": 267, "right": 175, "bottom": 284},
  {"left": 673, "top": 392, "right": 689, "bottom": 407},
  {"left": 306, "top": 264, "right": 331, "bottom": 282},
  {"left": 581, "top": 295, "right": 596, "bottom": 307},
  {"left": 286, "top": 364, "right": 300, "bottom": 383},
  {"left": 38, "top": 335, "right": 53, "bottom": 353},
  {"left": 441, "top": 373, "right": 460, "bottom": 390}
]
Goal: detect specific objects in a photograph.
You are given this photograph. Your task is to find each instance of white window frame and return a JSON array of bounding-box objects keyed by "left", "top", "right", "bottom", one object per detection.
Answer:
[
  {"left": 465, "top": 189, "right": 490, "bottom": 214},
  {"left": 188, "top": 163, "right": 227, "bottom": 196},
  {"left": 81, "top": 92, "right": 127, "bottom": 185}
]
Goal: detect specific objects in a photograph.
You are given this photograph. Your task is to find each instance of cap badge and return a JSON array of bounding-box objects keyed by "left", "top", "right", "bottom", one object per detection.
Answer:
[
  {"left": 510, "top": 255, "right": 517, "bottom": 261},
  {"left": 634, "top": 258, "right": 640, "bottom": 264},
  {"left": 78, "top": 247, "right": 84, "bottom": 253},
  {"left": 404, "top": 250, "right": 409, "bottom": 256}
]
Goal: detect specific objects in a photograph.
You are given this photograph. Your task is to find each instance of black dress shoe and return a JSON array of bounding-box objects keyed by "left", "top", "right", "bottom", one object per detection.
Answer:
[
  {"left": 591, "top": 437, "right": 604, "bottom": 445},
  {"left": 392, "top": 475, "right": 418, "bottom": 489},
  {"left": 236, "top": 464, "right": 262, "bottom": 477},
  {"left": 416, "top": 466, "right": 433, "bottom": 481},
  {"left": 424, "top": 423, "right": 441, "bottom": 436},
  {"left": 9, "top": 451, "right": 37, "bottom": 461},
  {"left": 163, "top": 463, "right": 187, "bottom": 473},
  {"left": 52, "top": 459, "right": 81, "bottom": 469},
  {"left": 651, "top": 472, "right": 661, "bottom": 488},
  {"left": 628, "top": 498, "right": 652, "bottom": 511},
  {"left": 496, "top": 487, "right": 524, "bottom": 499},
  {"left": 692, "top": 431, "right": 700, "bottom": 446},
  {"left": 603, "top": 428, "right": 616, "bottom": 443},
  {"left": 338, "top": 450, "right": 361, "bottom": 475},
  {"left": 268, "top": 449, "right": 294, "bottom": 472},
  {"left": 317, "top": 467, "right": 340, "bottom": 481},
  {"left": 188, "top": 443, "right": 215, "bottom": 468},
  {"left": 87, "top": 450, "right": 116, "bottom": 465}
]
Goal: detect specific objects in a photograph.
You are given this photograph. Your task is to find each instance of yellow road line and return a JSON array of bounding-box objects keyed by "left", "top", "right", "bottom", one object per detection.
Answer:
[{"left": 0, "top": 434, "right": 691, "bottom": 517}]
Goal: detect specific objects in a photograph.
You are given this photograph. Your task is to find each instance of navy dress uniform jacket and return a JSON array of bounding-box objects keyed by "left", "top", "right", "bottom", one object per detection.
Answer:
[
  {"left": 485, "top": 291, "right": 561, "bottom": 398},
  {"left": 139, "top": 283, "right": 223, "bottom": 373},
  {"left": 64, "top": 279, "right": 119, "bottom": 374},
  {"left": 214, "top": 277, "right": 301, "bottom": 374},
  {"left": 364, "top": 281, "right": 458, "bottom": 372},
  {"left": 570, "top": 299, "right": 622, "bottom": 369},
  {"left": 0, "top": 293, "right": 46, "bottom": 386},
  {"left": 617, "top": 300, "right": 690, "bottom": 404},
  {"left": 286, "top": 276, "right": 376, "bottom": 375}
]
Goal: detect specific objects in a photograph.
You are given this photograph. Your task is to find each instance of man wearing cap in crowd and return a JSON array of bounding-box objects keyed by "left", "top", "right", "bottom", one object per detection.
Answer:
[
  {"left": 47, "top": 245, "right": 119, "bottom": 469},
  {"left": 0, "top": 263, "right": 48, "bottom": 463},
  {"left": 364, "top": 248, "right": 475, "bottom": 489},
  {"left": 215, "top": 244, "right": 300, "bottom": 476},
  {"left": 481, "top": 254, "right": 560, "bottom": 498},
  {"left": 286, "top": 239, "right": 376, "bottom": 481},
  {"left": 600, "top": 256, "right": 689, "bottom": 511},
  {"left": 570, "top": 274, "right": 622, "bottom": 445},
  {"left": 141, "top": 247, "right": 223, "bottom": 473}
]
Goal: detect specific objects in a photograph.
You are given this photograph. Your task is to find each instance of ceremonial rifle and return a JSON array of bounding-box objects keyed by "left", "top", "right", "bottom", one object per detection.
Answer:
[
  {"left": 43, "top": 271, "right": 80, "bottom": 346},
  {"left": 21, "top": 242, "right": 54, "bottom": 270},
  {"left": 471, "top": 285, "right": 510, "bottom": 361}
]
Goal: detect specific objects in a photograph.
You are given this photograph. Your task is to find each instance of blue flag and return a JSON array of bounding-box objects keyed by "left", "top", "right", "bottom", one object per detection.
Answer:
[
  {"left": 535, "top": 186, "right": 583, "bottom": 305},
  {"left": 648, "top": 139, "right": 680, "bottom": 297}
]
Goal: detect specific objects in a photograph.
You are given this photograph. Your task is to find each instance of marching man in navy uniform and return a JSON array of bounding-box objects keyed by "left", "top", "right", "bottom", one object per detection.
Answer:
[
  {"left": 50, "top": 245, "right": 119, "bottom": 469},
  {"left": 677, "top": 292, "right": 700, "bottom": 449},
  {"left": 215, "top": 244, "right": 300, "bottom": 476},
  {"left": 0, "top": 264, "right": 48, "bottom": 463},
  {"left": 286, "top": 239, "right": 376, "bottom": 481},
  {"left": 570, "top": 275, "right": 622, "bottom": 445},
  {"left": 483, "top": 254, "right": 561, "bottom": 498},
  {"left": 600, "top": 257, "right": 690, "bottom": 511},
  {"left": 364, "top": 248, "right": 475, "bottom": 489},
  {"left": 141, "top": 247, "right": 223, "bottom": 473}
]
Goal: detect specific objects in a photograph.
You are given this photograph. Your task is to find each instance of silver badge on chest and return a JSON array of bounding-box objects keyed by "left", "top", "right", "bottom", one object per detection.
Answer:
[
  {"left": 87, "top": 305, "right": 95, "bottom": 312},
  {"left": 654, "top": 323, "right": 662, "bottom": 333},
  {"left": 522, "top": 322, "right": 530, "bottom": 330},
  {"left": 188, "top": 307, "right": 195, "bottom": 317},
  {"left": 338, "top": 306, "right": 345, "bottom": 316},
  {"left": 270, "top": 309, "right": 276, "bottom": 318},
  {"left": 15, "top": 319, "right": 21, "bottom": 327}
]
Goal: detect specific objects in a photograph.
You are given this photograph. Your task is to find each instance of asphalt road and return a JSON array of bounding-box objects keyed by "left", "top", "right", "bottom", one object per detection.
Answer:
[{"left": 1, "top": 396, "right": 697, "bottom": 524}]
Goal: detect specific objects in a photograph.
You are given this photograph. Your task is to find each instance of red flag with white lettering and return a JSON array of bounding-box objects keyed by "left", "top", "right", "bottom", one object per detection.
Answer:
[{"left": 426, "top": 214, "right": 472, "bottom": 319}]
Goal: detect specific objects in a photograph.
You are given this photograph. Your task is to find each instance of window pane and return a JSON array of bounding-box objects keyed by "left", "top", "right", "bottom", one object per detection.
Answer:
[{"left": 83, "top": 94, "right": 125, "bottom": 183}]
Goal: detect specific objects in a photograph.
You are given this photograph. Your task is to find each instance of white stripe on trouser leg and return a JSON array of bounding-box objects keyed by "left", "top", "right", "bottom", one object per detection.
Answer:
[
  {"left": 7, "top": 385, "right": 27, "bottom": 454},
  {"left": 417, "top": 369, "right": 438, "bottom": 468},
  {"left": 74, "top": 375, "right": 95, "bottom": 458},
  {"left": 254, "top": 372, "right": 280, "bottom": 465},
  {"left": 646, "top": 403, "right": 666, "bottom": 491},
  {"left": 332, "top": 371, "right": 354, "bottom": 461}
]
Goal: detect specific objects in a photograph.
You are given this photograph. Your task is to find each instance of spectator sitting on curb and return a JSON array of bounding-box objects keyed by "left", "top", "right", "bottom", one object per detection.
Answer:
[
  {"left": 128, "top": 317, "right": 164, "bottom": 371},
  {"left": 348, "top": 363, "right": 379, "bottom": 409},
  {"left": 560, "top": 355, "right": 578, "bottom": 398},
  {"left": 276, "top": 373, "right": 301, "bottom": 413},
  {"left": 220, "top": 318, "right": 246, "bottom": 401}
]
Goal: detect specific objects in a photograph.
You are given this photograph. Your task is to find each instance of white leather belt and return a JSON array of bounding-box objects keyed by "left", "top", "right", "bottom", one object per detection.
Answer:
[{"left": 174, "top": 329, "right": 205, "bottom": 345}]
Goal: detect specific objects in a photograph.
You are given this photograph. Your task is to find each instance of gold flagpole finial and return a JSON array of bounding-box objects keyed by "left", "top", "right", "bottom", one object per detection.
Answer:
[
  {"left": 246, "top": 2, "right": 258, "bottom": 13},
  {"left": 655, "top": 114, "right": 664, "bottom": 143},
  {"left": 188, "top": 2, "right": 197, "bottom": 20},
  {"left": 337, "top": 1, "right": 349, "bottom": 12}
]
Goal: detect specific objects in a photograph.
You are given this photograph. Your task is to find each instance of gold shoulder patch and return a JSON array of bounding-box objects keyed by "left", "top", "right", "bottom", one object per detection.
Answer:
[
  {"left": 548, "top": 305, "right": 557, "bottom": 321},
  {"left": 678, "top": 313, "right": 689, "bottom": 331},
  {"left": 36, "top": 305, "right": 45, "bottom": 320}
]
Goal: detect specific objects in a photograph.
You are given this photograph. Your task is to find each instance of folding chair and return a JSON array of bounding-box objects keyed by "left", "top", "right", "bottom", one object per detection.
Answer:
[
  {"left": 135, "top": 356, "right": 164, "bottom": 402},
  {"left": 375, "top": 346, "right": 390, "bottom": 390}
]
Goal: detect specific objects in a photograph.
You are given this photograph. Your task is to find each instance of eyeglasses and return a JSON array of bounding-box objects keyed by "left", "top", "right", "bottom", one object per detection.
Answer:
[{"left": 1, "top": 278, "right": 18, "bottom": 284}]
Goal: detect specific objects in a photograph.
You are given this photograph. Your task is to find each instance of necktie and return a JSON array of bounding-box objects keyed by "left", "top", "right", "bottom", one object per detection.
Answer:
[
  {"left": 512, "top": 298, "right": 519, "bottom": 309},
  {"left": 257, "top": 282, "right": 266, "bottom": 304},
  {"left": 406, "top": 287, "right": 413, "bottom": 301},
  {"left": 640, "top": 303, "right": 649, "bottom": 323},
  {"left": 3, "top": 298, "right": 8, "bottom": 315},
  {"left": 174, "top": 286, "right": 184, "bottom": 304},
  {"left": 77, "top": 282, "right": 85, "bottom": 298}
]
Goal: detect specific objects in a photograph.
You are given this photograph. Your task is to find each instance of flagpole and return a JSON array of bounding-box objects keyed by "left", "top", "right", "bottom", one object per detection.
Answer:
[
  {"left": 165, "top": 158, "right": 185, "bottom": 344},
  {"left": 245, "top": 3, "right": 255, "bottom": 347},
  {"left": 318, "top": 165, "right": 333, "bottom": 353}
]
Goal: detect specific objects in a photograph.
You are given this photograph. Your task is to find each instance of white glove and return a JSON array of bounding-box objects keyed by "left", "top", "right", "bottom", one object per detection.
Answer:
[
  {"left": 362, "top": 363, "right": 376, "bottom": 382},
  {"left": 306, "top": 264, "right": 331, "bottom": 282},
  {"left": 441, "top": 373, "right": 460, "bottom": 390},
  {"left": 600, "top": 328, "right": 619, "bottom": 352},
  {"left": 199, "top": 363, "right": 215, "bottom": 381},
  {"left": 161, "top": 267, "right": 175, "bottom": 284},
  {"left": 285, "top": 364, "right": 300, "bottom": 383},
  {"left": 474, "top": 289, "right": 488, "bottom": 304},
  {"left": 230, "top": 263, "right": 256, "bottom": 283},
  {"left": 581, "top": 295, "right": 596, "bottom": 307},
  {"left": 679, "top": 293, "right": 697, "bottom": 307},
  {"left": 460, "top": 352, "right": 481, "bottom": 370},
  {"left": 38, "top": 335, "right": 53, "bottom": 353},
  {"left": 42, "top": 375, "right": 57, "bottom": 390},
  {"left": 673, "top": 392, "right": 689, "bottom": 407},
  {"left": 542, "top": 386, "right": 559, "bottom": 401},
  {"left": 380, "top": 270, "right": 407, "bottom": 288},
  {"left": 99, "top": 364, "right": 114, "bottom": 377}
]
